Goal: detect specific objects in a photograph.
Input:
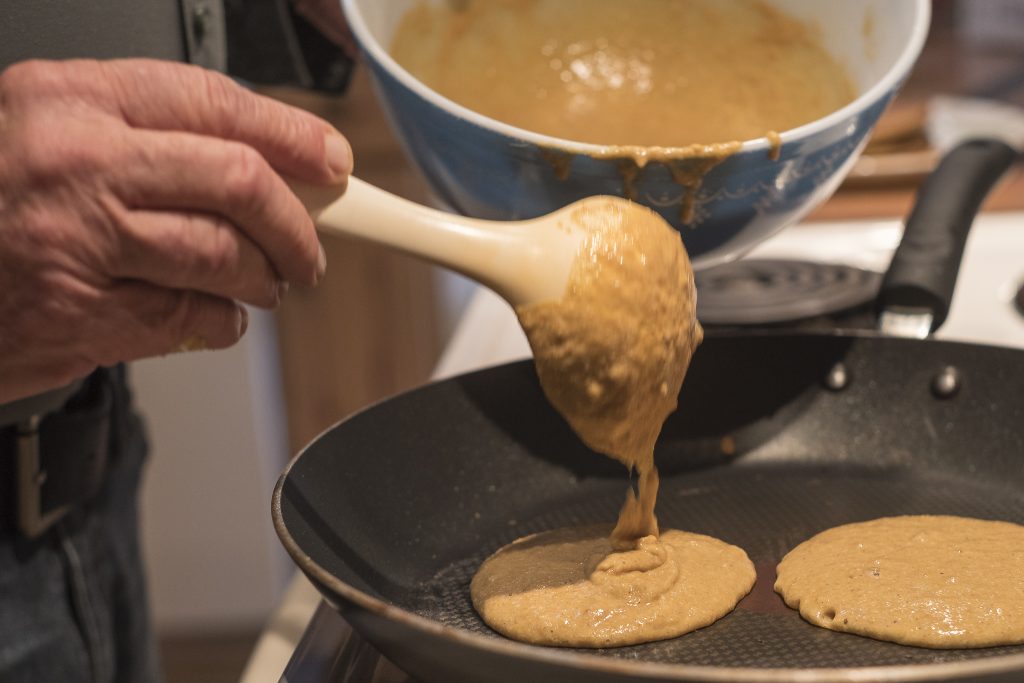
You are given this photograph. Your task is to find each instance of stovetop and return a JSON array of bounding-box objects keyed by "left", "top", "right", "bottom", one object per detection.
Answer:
[
  {"left": 274, "top": 213, "right": 1024, "bottom": 683},
  {"left": 694, "top": 258, "right": 882, "bottom": 328},
  {"left": 280, "top": 603, "right": 415, "bottom": 683}
]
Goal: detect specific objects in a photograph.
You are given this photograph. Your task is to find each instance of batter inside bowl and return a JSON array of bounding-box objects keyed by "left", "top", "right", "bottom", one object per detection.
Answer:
[{"left": 390, "top": 0, "right": 854, "bottom": 147}]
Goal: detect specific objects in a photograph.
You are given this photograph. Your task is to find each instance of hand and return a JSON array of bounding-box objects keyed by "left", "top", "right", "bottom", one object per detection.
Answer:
[{"left": 0, "top": 59, "right": 353, "bottom": 403}]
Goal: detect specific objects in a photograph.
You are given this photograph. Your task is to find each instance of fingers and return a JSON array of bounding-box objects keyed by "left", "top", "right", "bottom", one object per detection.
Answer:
[
  {"left": 3, "top": 59, "right": 353, "bottom": 185},
  {"left": 112, "top": 210, "right": 283, "bottom": 308},
  {"left": 0, "top": 58, "right": 338, "bottom": 392},
  {"left": 95, "top": 282, "right": 249, "bottom": 365},
  {"left": 97, "top": 59, "right": 354, "bottom": 184},
  {"left": 22, "top": 284, "right": 248, "bottom": 380},
  {"left": 5, "top": 59, "right": 343, "bottom": 288},
  {"left": 111, "top": 128, "right": 324, "bottom": 286},
  {"left": 6, "top": 276, "right": 249, "bottom": 391}
]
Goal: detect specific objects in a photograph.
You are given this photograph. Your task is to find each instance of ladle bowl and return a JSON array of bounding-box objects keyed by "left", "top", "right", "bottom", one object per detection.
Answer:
[{"left": 341, "top": 0, "right": 930, "bottom": 269}]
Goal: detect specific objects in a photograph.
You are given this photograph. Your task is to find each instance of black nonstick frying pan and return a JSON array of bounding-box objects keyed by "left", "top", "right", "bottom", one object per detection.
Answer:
[{"left": 274, "top": 140, "right": 1024, "bottom": 683}]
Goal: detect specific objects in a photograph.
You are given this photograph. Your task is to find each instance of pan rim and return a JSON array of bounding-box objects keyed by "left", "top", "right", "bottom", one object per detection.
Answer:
[{"left": 272, "top": 349, "right": 1024, "bottom": 682}]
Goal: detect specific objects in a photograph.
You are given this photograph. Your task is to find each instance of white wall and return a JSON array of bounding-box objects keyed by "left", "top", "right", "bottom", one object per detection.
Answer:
[
  {"left": 128, "top": 273, "right": 476, "bottom": 633},
  {"left": 130, "top": 308, "right": 294, "bottom": 632}
]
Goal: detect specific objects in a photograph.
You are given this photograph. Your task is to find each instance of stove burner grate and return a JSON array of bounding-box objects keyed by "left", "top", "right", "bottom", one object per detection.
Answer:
[{"left": 695, "top": 259, "right": 882, "bottom": 326}]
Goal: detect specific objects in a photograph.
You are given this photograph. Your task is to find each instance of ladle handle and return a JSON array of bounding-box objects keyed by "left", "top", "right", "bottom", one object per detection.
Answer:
[
  {"left": 290, "top": 177, "right": 528, "bottom": 300},
  {"left": 876, "top": 139, "right": 1017, "bottom": 332}
]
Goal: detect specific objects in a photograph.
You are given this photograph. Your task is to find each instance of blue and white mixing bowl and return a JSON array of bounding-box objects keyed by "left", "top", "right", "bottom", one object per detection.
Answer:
[{"left": 342, "top": 0, "right": 930, "bottom": 268}]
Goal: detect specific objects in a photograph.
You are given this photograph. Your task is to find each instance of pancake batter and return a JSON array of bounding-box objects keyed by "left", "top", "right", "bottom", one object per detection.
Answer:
[
  {"left": 471, "top": 525, "right": 756, "bottom": 647},
  {"left": 390, "top": 0, "right": 854, "bottom": 147},
  {"left": 775, "top": 515, "right": 1024, "bottom": 648},
  {"left": 517, "top": 198, "right": 700, "bottom": 545},
  {"left": 471, "top": 199, "right": 754, "bottom": 647}
]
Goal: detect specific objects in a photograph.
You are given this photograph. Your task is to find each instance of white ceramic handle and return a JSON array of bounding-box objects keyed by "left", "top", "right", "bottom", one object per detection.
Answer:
[{"left": 292, "top": 177, "right": 577, "bottom": 306}]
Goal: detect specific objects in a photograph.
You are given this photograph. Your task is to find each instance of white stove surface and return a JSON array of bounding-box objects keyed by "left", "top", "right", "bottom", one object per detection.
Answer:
[{"left": 434, "top": 211, "right": 1024, "bottom": 381}]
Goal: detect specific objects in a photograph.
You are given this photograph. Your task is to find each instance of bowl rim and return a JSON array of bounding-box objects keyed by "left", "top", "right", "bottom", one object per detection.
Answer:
[{"left": 341, "top": 0, "right": 932, "bottom": 155}]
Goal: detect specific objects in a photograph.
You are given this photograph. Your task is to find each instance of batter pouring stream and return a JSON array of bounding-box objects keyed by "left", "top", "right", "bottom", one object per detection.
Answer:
[
  {"left": 470, "top": 199, "right": 754, "bottom": 647},
  {"left": 517, "top": 198, "right": 699, "bottom": 546}
]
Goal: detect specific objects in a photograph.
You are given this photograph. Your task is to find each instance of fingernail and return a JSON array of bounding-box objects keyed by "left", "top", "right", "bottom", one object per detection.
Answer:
[
  {"left": 316, "top": 243, "right": 327, "bottom": 281},
  {"left": 324, "top": 132, "right": 353, "bottom": 180},
  {"left": 238, "top": 304, "right": 249, "bottom": 338},
  {"left": 276, "top": 281, "right": 290, "bottom": 303},
  {"left": 174, "top": 335, "right": 208, "bottom": 353}
]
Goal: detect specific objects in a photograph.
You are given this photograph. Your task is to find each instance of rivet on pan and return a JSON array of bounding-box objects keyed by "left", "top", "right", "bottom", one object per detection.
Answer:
[
  {"left": 931, "top": 366, "right": 961, "bottom": 399},
  {"left": 824, "top": 363, "right": 848, "bottom": 391}
]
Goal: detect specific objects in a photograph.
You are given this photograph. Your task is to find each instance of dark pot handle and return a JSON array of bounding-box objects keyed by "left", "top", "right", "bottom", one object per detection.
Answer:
[{"left": 876, "top": 138, "right": 1017, "bottom": 333}]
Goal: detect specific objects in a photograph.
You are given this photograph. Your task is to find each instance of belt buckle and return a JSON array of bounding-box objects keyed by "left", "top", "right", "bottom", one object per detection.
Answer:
[{"left": 16, "top": 415, "right": 70, "bottom": 538}]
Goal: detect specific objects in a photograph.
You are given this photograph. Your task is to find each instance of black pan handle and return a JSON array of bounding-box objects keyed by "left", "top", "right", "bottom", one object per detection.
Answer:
[{"left": 875, "top": 138, "right": 1017, "bottom": 332}]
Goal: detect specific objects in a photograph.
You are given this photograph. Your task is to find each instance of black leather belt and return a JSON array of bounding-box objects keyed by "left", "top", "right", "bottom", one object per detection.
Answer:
[{"left": 0, "top": 371, "right": 114, "bottom": 538}]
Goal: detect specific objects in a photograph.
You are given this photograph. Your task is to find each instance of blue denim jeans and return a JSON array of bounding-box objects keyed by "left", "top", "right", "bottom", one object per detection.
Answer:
[{"left": 0, "top": 369, "right": 159, "bottom": 683}]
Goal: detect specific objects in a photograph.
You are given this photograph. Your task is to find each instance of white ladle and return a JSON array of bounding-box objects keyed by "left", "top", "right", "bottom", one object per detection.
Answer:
[{"left": 292, "top": 177, "right": 585, "bottom": 306}]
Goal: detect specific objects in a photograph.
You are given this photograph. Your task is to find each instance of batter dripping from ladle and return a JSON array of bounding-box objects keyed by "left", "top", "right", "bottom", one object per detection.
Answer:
[{"left": 470, "top": 198, "right": 754, "bottom": 648}]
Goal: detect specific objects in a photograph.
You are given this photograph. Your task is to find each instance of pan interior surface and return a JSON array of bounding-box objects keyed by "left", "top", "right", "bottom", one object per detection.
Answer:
[
  {"left": 414, "top": 462, "right": 1024, "bottom": 668},
  {"left": 277, "top": 334, "right": 1024, "bottom": 676}
]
